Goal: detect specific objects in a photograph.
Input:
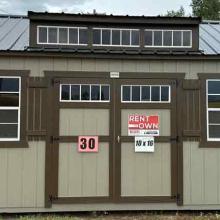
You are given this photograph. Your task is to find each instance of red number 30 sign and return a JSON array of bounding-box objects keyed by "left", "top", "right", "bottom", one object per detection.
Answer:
[{"left": 78, "top": 136, "right": 99, "bottom": 152}]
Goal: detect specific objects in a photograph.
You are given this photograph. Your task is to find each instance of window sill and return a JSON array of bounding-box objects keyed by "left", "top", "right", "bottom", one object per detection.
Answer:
[{"left": 0, "top": 140, "right": 28, "bottom": 148}]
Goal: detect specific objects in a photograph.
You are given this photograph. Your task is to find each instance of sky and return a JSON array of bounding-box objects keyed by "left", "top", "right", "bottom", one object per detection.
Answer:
[{"left": 0, "top": 0, "right": 192, "bottom": 16}]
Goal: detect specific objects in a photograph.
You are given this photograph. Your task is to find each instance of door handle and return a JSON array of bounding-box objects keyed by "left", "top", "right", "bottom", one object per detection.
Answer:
[{"left": 117, "top": 135, "right": 120, "bottom": 143}]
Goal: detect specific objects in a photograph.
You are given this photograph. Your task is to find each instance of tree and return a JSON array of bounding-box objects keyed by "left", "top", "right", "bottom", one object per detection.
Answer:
[
  {"left": 191, "top": 0, "right": 220, "bottom": 20},
  {"left": 165, "top": 6, "right": 185, "bottom": 17}
]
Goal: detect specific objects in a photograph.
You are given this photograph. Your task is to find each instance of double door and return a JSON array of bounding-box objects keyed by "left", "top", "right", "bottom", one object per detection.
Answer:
[{"left": 46, "top": 74, "right": 179, "bottom": 205}]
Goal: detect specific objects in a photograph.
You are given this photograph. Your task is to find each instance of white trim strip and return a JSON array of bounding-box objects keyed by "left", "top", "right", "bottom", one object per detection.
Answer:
[
  {"left": 0, "top": 76, "right": 20, "bottom": 141},
  {"left": 37, "top": 25, "right": 88, "bottom": 45},
  {"left": 60, "top": 84, "right": 110, "bottom": 102},
  {"left": 92, "top": 28, "right": 140, "bottom": 47},
  {"left": 206, "top": 79, "right": 220, "bottom": 141},
  {"left": 144, "top": 29, "right": 192, "bottom": 48},
  {"left": 121, "top": 85, "right": 171, "bottom": 103}
]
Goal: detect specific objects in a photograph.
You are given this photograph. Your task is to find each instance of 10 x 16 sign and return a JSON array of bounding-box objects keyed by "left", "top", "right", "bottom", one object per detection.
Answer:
[
  {"left": 78, "top": 136, "right": 99, "bottom": 152},
  {"left": 135, "top": 136, "right": 154, "bottom": 152}
]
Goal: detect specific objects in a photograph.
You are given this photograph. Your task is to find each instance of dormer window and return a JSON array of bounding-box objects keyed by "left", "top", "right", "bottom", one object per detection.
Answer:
[
  {"left": 93, "top": 28, "right": 140, "bottom": 47},
  {"left": 37, "top": 26, "right": 88, "bottom": 45},
  {"left": 144, "top": 29, "right": 192, "bottom": 48}
]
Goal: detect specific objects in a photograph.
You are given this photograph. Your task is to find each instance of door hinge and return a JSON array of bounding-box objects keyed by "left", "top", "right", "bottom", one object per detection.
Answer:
[
  {"left": 49, "top": 195, "right": 58, "bottom": 202},
  {"left": 170, "top": 136, "right": 179, "bottom": 143},
  {"left": 49, "top": 195, "right": 53, "bottom": 202},
  {"left": 50, "top": 136, "right": 60, "bottom": 143}
]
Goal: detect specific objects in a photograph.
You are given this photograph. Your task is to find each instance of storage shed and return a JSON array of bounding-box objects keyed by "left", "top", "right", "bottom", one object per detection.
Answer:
[{"left": 0, "top": 11, "right": 220, "bottom": 212}]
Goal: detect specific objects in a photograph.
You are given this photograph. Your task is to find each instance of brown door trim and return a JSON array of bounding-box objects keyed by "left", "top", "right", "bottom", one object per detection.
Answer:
[
  {"left": 114, "top": 78, "right": 179, "bottom": 204},
  {"left": 45, "top": 75, "right": 114, "bottom": 205},
  {"left": 44, "top": 72, "right": 183, "bottom": 206}
]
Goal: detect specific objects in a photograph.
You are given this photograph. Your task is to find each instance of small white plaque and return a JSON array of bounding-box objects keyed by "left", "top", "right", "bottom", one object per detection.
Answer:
[
  {"left": 135, "top": 136, "right": 154, "bottom": 153},
  {"left": 110, "top": 72, "right": 120, "bottom": 78}
]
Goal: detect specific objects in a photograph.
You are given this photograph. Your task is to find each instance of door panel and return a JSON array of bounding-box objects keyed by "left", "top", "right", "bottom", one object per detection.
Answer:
[
  {"left": 58, "top": 142, "right": 109, "bottom": 197},
  {"left": 121, "top": 143, "right": 171, "bottom": 196},
  {"left": 48, "top": 77, "right": 113, "bottom": 204},
  {"left": 59, "top": 109, "right": 109, "bottom": 136}
]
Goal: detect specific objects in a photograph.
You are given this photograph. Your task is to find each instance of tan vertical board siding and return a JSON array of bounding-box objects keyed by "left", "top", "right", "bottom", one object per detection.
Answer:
[
  {"left": 189, "top": 61, "right": 203, "bottom": 80},
  {"left": 39, "top": 58, "right": 53, "bottom": 77},
  {"left": 67, "top": 59, "right": 82, "bottom": 71},
  {"left": 81, "top": 59, "right": 96, "bottom": 71},
  {"left": 121, "top": 143, "right": 171, "bottom": 196},
  {"left": 183, "top": 142, "right": 220, "bottom": 205},
  {"left": 1, "top": 57, "right": 220, "bottom": 79},
  {"left": 59, "top": 109, "right": 109, "bottom": 136},
  {"left": 121, "top": 109, "right": 170, "bottom": 136},
  {"left": 0, "top": 142, "right": 45, "bottom": 208},
  {"left": 58, "top": 143, "right": 109, "bottom": 197},
  {"left": 95, "top": 59, "right": 110, "bottom": 72}
]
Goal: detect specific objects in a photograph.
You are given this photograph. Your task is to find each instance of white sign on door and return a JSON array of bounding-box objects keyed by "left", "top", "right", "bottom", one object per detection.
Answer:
[{"left": 135, "top": 136, "right": 154, "bottom": 152}]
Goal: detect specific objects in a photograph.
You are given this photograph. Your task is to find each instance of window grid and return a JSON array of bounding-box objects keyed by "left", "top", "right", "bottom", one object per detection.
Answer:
[
  {"left": 207, "top": 79, "right": 220, "bottom": 141},
  {"left": 144, "top": 29, "right": 192, "bottom": 48},
  {"left": 121, "top": 85, "right": 171, "bottom": 103},
  {"left": 60, "top": 84, "right": 110, "bottom": 102},
  {"left": 37, "top": 26, "right": 88, "bottom": 45},
  {"left": 93, "top": 28, "right": 140, "bottom": 47},
  {"left": 0, "top": 77, "right": 20, "bottom": 141}
]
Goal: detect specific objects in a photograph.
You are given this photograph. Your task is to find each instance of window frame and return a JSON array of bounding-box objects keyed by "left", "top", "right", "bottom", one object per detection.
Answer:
[
  {"left": 206, "top": 79, "right": 220, "bottom": 141},
  {"left": 0, "top": 76, "right": 21, "bottom": 141},
  {"left": 60, "top": 83, "right": 110, "bottom": 103},
  {"left": 37, "top": 25, "right": 88, "bottom": 46},
  {"left": 0, "top": 70, "right": 29, "bottom": 148},
  {"left": 92, "top": 27, "right": 140, "bottom": 47},
  {"left": 198, "top": 73, "right": 220, "bottom": 148},
  {"left": 121, "top": 85, "right": 171, "bottom": 103},
  {"left": 144, "top": 29, "right": 192, "bottom": 48}
]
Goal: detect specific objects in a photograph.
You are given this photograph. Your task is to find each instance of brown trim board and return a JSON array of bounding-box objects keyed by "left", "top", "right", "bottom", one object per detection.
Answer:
[{"left": 198, "top": 73, "right": 220, "bottom": 148}]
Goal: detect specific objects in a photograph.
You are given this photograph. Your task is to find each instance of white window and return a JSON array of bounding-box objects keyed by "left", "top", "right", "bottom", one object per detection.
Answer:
[
  {"left": 92, "top": 28, "right": 140, "bottom": 47},
  {"left": 0, "top": 77, "right": 20, "bottom": 141},
  {"left": 60, "top": 84, "right": 110, "bottom": 102},
  {"left": 144, "top": 29, "right": 192, "bottom": 48},
  {"left": 121, "top": 85, "right": 170, "bottom": 103},
  {"left": 37, "top": 26, "right": 88, "bottom": 45},
  {"left": 207, "top": 80, "right": 220, "bottom": 141}
]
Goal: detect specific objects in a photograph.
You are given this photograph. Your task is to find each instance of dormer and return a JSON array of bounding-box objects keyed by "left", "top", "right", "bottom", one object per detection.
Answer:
[{"left": 28, "top": 11, "right": 201, "bottom": 52}]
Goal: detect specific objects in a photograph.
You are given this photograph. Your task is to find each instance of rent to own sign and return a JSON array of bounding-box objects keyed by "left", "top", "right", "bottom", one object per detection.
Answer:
[{"left": 128, "top": 114, "right": 159, "bottom": 136}]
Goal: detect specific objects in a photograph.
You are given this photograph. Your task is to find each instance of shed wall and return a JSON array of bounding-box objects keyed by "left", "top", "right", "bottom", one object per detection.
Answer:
[
  {"left": 0, "top": 56, "right": 220, "bottom": 210},
  {"left": 0, "top": 57, "right": 220, "bottom": 79},
  {"left": 183, "top": 141, "right": 220, "bottom": 205},
  {"left": 0, "top": 141, "right": 45, "bottom": 208}
]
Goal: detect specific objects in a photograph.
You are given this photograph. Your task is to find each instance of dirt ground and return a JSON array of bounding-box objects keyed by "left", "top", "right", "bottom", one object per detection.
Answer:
[{"left": 1, "top": 211, "right": 220, "bottom": 220}]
